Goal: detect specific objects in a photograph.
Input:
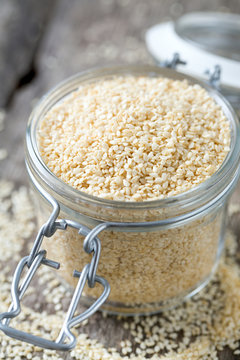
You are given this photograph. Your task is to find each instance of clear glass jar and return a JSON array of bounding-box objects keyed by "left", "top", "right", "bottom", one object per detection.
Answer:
[{"left": 25, "top": 65, "right": 240, "bottom": 315}]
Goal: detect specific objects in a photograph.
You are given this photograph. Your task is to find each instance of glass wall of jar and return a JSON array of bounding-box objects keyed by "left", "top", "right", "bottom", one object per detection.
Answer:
[{"left": 25, "top": 66, "right": 240, "bottom": 315}]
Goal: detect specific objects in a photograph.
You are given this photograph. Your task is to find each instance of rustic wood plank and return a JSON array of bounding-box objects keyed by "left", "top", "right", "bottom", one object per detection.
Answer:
[{"left": 0, "top": 0, "right": 240, "bottom": 359}]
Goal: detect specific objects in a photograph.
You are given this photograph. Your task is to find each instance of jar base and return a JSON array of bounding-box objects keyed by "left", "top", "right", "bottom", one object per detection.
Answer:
[{"left": 82, "top": 265, "right": 219, "bottom": 316}]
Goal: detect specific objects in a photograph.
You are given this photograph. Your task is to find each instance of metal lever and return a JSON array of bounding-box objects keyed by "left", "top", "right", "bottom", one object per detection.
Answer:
[
  {"left": 0, "top": 249, "right": 109, "bottom": 350},
  {"left": 1, "top": 251, "right": 59, "bottom": 327},
  {"left": 56, "top": 265, "right": 110, "bottom": 348}
]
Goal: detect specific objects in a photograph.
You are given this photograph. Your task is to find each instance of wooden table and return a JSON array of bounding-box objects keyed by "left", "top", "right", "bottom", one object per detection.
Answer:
[{"left": 0, "top": 0, "right": 240, "bottom": 359}]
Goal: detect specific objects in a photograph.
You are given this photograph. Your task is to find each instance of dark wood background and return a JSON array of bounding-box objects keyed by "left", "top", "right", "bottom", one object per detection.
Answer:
[{"left": 0, "top": 0, "right": 240, "bottom": 359}]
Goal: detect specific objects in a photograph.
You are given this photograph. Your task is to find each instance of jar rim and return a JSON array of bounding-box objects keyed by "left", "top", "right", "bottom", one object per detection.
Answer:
[{"left": 25, "top": 64, "right": 240, "bottom": 215}]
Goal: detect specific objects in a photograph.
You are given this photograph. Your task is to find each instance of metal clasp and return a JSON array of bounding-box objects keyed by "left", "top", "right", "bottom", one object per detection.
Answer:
[
  {"left": 159, "top": 52, "right": 187, "bottom": 69},
  {"left": 0, "top": 188, "right": 110, "bottom": 351},
  {"left": 205, "top": 65, "right": 221, "bottom": 90}
]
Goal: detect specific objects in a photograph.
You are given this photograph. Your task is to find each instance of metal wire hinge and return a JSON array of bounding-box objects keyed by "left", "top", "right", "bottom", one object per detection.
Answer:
[
  {"left": 159, "top": 52, "right": 187, "bottom": 69},
  {"left": 205, "top": 65, "right": 221, "bottom": 90},
  {"left": 0, "top": 194, "right": 110, "bottom": 351}
]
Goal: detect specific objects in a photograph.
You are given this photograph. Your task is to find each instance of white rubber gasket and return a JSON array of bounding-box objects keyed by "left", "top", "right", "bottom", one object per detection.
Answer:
[{"left": 145, "top": 21, "right": 240, "bottom": 89}]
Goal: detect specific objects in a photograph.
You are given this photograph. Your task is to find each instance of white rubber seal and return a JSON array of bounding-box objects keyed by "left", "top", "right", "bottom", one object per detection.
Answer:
[{"left": 145, "top": 21, "right": 240, "bottom": 89}]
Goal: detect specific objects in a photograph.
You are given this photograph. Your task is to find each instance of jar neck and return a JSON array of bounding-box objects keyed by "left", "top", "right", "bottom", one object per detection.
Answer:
[{"left": 26, "top": 159, "right": 238, "bottom": 230}]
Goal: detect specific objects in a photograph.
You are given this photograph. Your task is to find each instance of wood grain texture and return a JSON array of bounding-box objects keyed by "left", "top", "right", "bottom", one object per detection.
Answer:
[{"left": 0, "top": 0, "right": 240, "bottom": 359}]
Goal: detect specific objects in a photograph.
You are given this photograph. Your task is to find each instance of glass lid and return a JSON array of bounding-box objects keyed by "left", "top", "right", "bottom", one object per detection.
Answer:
[{"left": 175, "top": 12, "right": 240, "bottom": 62}]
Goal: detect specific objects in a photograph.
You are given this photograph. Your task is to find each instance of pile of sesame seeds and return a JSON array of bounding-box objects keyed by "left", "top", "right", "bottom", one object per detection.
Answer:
[
  {"left": 0, "top": 180, "right": 240, "bottom": 359},
  {"left": 38, "top": 76, "right": 230, "bottom": 201}
]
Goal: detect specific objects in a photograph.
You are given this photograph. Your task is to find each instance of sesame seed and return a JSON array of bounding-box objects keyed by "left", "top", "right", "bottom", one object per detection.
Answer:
[{"left": 38, "top": 76, "right": 230, "bottom": 202}]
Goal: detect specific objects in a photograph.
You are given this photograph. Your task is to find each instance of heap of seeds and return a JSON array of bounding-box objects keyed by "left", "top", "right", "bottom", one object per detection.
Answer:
[
  {"left": 0, "top": 181, "right": 240, "bottom": 359},
  {"left": 38, "top": 76, "right": 230, "bottom": 201}
]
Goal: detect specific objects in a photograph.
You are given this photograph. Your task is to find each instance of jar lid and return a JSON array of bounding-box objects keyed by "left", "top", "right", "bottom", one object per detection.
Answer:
[{"left": 145, "top": 12, "right": 240, "bottom": 108}]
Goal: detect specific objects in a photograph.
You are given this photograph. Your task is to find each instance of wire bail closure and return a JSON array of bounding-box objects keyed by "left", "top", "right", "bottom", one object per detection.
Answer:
[
  {"left": 0, "top": 188, "right": 110, "bottom": 351},
  {"left": 0, "top": 161, "right": 172, "bottom": 351}
]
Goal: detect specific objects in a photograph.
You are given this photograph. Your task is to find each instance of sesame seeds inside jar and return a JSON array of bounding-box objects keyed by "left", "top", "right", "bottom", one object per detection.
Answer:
[
  {"left": 38, "top": 76, "right": 230, "bottom": 201},
  {"left": 26, "top": 66, "right": 240, "bottom": 314}
]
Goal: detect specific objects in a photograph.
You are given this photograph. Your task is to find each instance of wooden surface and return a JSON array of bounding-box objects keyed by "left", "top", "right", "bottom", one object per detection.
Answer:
[{"left": 0, "top": 0, "right": 240, "bottom": 359}]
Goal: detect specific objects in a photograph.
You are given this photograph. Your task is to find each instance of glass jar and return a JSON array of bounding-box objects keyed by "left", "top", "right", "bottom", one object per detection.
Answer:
[{"left": 25, "top": 65, "right": 240, "bottom": 315}]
